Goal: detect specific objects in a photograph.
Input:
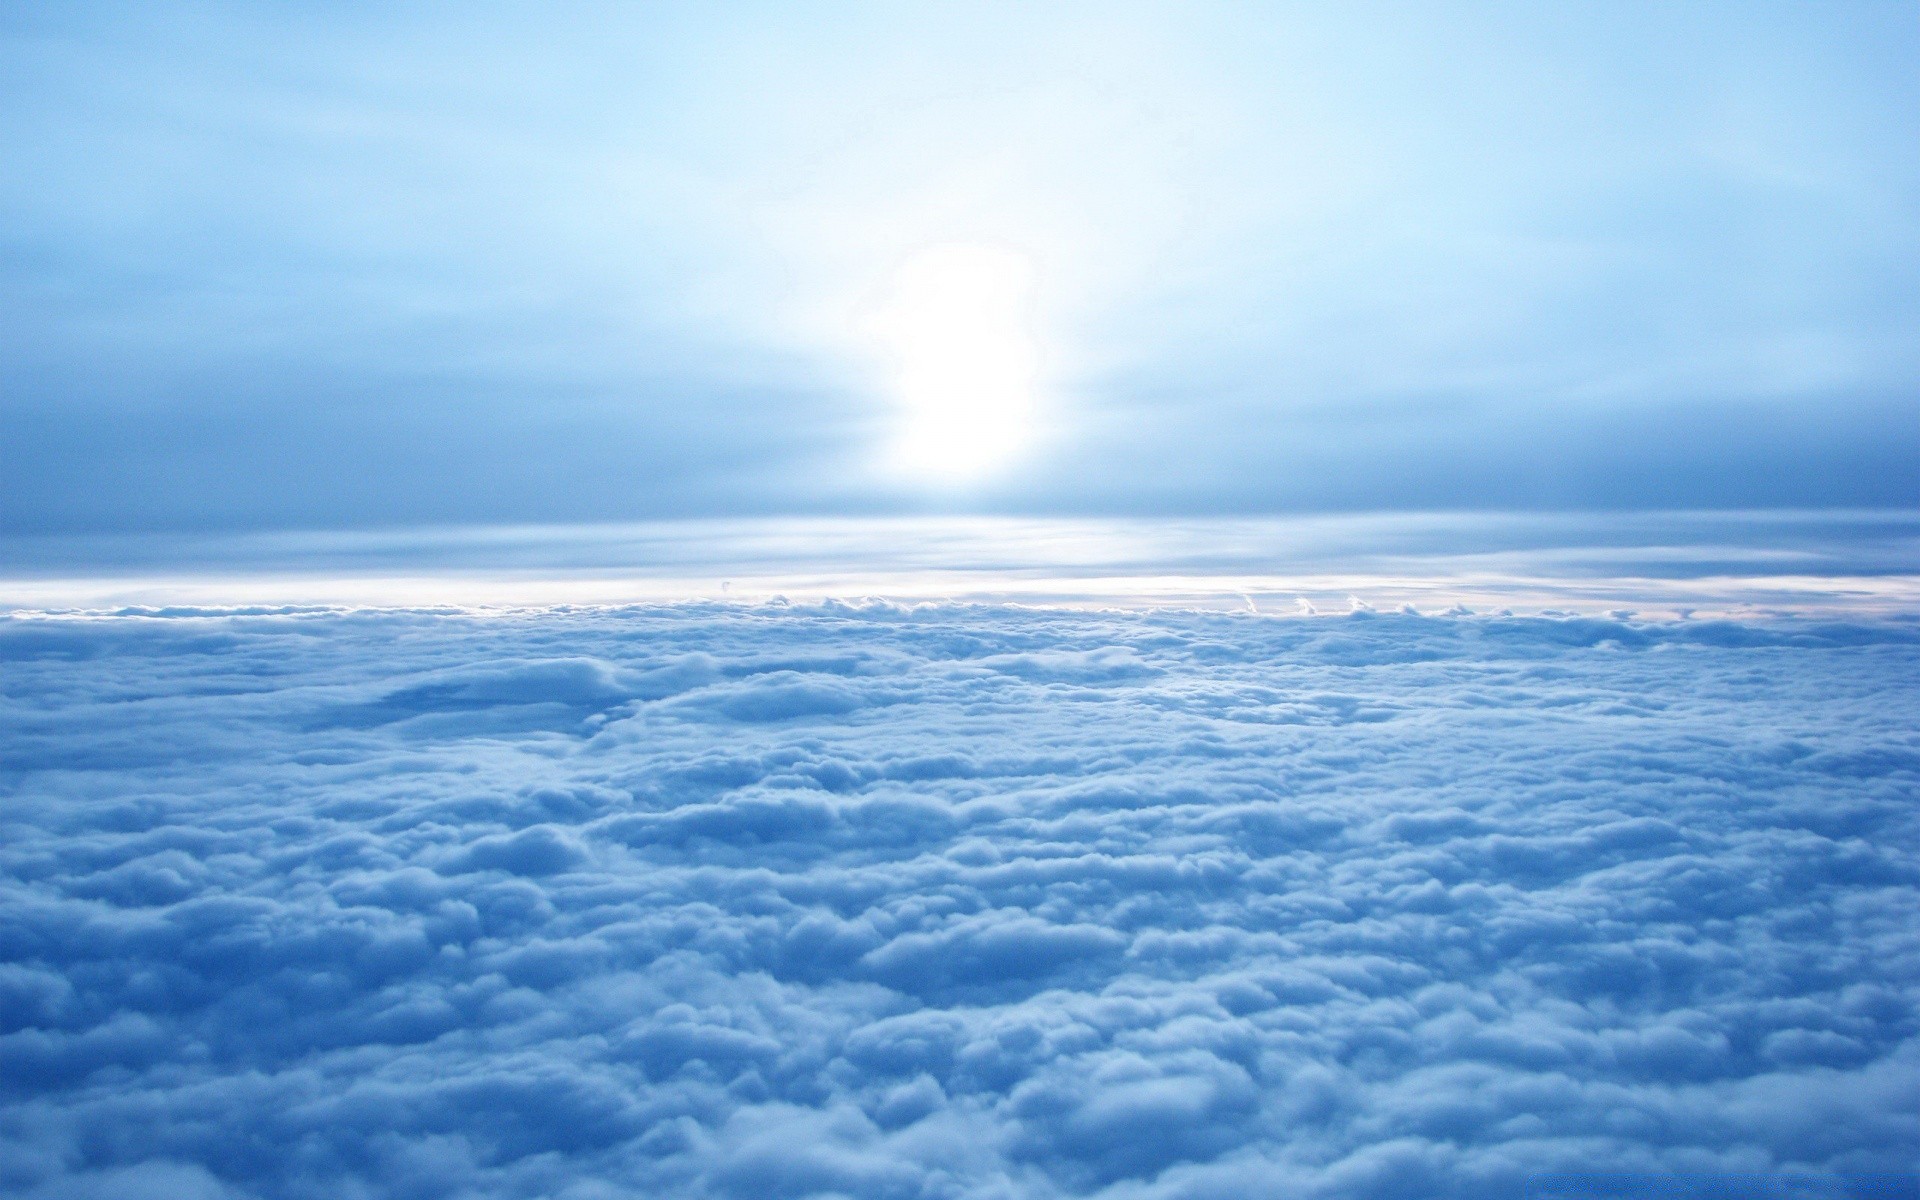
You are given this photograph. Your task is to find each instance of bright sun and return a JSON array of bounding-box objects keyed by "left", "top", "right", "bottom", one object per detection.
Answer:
[{"left": 876, "top": 243, "right": 1040, "bottom": 482}]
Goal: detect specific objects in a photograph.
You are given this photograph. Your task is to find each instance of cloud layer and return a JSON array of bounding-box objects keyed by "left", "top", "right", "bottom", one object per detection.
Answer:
[{"left": 2, "top": 603, "right": 1917, "bottom": 1198}]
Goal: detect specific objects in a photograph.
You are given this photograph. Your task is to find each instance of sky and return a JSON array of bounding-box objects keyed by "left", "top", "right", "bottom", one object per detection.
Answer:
[{"left": 4, "top": 1, "right": 1918, "bottom": 536}]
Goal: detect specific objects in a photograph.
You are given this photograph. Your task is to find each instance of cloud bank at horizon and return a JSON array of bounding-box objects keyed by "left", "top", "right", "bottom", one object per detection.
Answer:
[{"left": 2, "top": 604, "right": 1918, "bottom": 1198}]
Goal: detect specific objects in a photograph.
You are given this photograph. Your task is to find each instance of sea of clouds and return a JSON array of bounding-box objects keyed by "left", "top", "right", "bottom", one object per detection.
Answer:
[{"left": 2, "top": 602, "right": 1917, "bottom": 1199}]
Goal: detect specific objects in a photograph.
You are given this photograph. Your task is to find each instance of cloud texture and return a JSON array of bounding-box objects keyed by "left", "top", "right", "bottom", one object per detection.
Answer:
[{"left": 2, "top": 603, "right": 1917, "bottom": 1198}]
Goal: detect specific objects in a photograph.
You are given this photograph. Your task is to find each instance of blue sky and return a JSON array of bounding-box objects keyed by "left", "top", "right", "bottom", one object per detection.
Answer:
[{"left": 3, "top": 2, "right": 1917, "bottom": 533}]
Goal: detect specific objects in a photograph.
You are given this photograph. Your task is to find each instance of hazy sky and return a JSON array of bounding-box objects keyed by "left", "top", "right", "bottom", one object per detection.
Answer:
[{"left": 4, "top": 2, "right": 1917, "bottom": 533}]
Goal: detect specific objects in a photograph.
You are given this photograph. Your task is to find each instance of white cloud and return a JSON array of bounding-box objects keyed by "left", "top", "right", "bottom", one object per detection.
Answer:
[{"left": 1, "top": 604, "right": 1916, "bottom": 1197}]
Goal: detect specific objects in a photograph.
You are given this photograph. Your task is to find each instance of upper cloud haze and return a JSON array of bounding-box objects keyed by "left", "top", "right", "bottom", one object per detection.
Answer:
[{"left": 2, "top": 3, "right": 1917, "bottom": 531}]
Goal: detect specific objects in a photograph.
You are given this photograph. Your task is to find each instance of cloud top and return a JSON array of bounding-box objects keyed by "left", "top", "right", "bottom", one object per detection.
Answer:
[{"left": 2, "top": 602, "right": 1917, "bottom": 1197}]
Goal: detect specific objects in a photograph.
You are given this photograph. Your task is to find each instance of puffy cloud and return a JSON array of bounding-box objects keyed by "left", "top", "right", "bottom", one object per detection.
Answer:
[{"left": 0, "top": 603, "right": 1917, "bottom": 1198}]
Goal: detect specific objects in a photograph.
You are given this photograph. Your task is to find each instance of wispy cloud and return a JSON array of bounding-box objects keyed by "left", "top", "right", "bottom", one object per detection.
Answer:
[{"left": 5, "top": 511, "right": 1918, "bottom": 615}]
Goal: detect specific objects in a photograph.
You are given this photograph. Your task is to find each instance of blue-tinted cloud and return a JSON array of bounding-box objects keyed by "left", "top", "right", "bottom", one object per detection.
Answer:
[{"left": 3, "top": 603, "right": 1917, "bottom": 1196}]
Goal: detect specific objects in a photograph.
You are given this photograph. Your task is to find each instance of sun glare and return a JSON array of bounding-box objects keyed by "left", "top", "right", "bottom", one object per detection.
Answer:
[{"left": 876, "top": 243, "right": 1040, "bottom": 482}]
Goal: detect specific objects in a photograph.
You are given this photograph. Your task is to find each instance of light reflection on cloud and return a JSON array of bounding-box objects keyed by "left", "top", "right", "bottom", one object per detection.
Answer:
[{"left": 4, "top": 511, "right": 1917, "bottom": 616}]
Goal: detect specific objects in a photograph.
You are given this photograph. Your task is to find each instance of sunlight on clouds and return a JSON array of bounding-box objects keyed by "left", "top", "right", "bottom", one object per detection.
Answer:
[
  {"left": 873, "top": 243, "right": 1042, "bottom": 482},
  {"left": 8, "top": 511, "right": 1920, "bottom": 615}
]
